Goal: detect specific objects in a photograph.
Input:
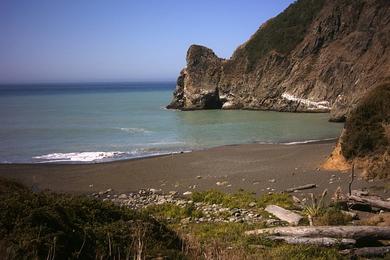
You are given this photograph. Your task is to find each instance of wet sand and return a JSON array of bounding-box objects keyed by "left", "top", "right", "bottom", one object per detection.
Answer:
[{"left": 0, "top": 141, "right": 385, "bottom": 196}]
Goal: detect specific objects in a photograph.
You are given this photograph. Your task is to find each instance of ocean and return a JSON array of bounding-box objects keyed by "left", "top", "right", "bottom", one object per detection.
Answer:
[{"left": 0, "top": 82, "right": 343, "bottom": 163}]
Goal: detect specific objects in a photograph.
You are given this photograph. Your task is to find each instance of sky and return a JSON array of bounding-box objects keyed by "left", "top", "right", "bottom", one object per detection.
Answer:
[{"left": 0, "top": 0, "right": 295, "bottom": 84}]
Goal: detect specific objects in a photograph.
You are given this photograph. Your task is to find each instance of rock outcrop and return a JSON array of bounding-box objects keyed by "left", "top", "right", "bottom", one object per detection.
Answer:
[{"left": 167, "top": 0, "right": 390, "bottom": 121}]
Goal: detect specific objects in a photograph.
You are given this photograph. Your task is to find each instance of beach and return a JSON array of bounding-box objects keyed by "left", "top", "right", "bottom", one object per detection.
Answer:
[{"left": 0, "top": 141, "right": 383, "bottom": 197}]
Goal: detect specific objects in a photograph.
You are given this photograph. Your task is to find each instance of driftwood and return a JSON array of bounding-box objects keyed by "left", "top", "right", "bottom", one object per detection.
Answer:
[
  {"left": 348, "top": 195, "right": 390, "bottom": 211},
  {"left": 286, "top": 184, "right": 317, "bottom": 193},
  {"left": 265, "top": 205, "right": 303, "bottom": 225},
  {"left": 268, "top": 236, "right": 355, "bottom": 247},
  {"left": 340, "top": 246, "right": 390, "bottom": 257},
  {"left": 245, "top": 226, "right": 390, "bottom": 240}
]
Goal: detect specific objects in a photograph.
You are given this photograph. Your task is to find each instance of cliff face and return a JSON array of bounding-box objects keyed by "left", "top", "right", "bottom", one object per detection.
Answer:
[{"left": 167, "top": 0, "right": 390, "bottom": 121}]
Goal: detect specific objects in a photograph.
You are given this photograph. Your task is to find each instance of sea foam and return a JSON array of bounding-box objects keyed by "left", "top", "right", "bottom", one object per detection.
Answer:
[
  {"left": 117, "top": 127, "right": 152, "bottom": 134},
  {"left": 33, "top": 151, "right": 125, "bottom": 162}
]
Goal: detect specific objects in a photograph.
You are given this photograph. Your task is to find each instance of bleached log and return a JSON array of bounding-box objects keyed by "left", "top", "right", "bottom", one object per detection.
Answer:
[
  {"left": 245, "top": 226, "right": 390, "bottom": 240},
  {"left": 265, "top": 205, "right": 303, "bottom": 225},
  {"left": 286, "top": 184, "right": 317, "bottom": 193},
  {"left": 348, "top": 195, "right": 390, "bottom": 211},
  {"left": 268, "top": 236, "right": 355, "bottom": 247},
  {"left": 340, "top": 246, "right": 390, "bottom": 257}
]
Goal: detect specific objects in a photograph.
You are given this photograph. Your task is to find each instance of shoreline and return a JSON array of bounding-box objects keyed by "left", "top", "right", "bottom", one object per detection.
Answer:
[
  {"left": 1, "top": 137, "right": 339, "bottom": 165},
  {"left": 0, "top": 141, "right": 385, "bottom": 198}
]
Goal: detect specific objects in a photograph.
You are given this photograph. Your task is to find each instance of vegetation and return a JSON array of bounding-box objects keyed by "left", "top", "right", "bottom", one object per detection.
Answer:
[
  {"left": 142, "top": 203, "right": 203, "bottom": 223},
  {"left": 241, "top": 0, "right": 325, "bottom": 69},
  {"left": 179, "top": 222, "right": 343, "bottom": 259},
  {"left": 264, "top": 244, "right": 343, "bottom": 260},
  {"left": 0, "top": 178, "right": 184, "bottom": 259},
  {"left": 191, "top": 190, "right": 294, "bottom": 210},
  {"left": 0, "top": 179, "right": 350, "bottom": 259},
  {"left": 313, "top": 207, "right": 352, "bottom": 226},
  {"left": 341, "top": 82, "right": 390, "bottom": 178}
]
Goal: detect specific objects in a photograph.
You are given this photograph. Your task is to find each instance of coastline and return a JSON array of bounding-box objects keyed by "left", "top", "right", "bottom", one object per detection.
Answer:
[{"left": 0, "top": 141, "right": 384, "bottom": 197}]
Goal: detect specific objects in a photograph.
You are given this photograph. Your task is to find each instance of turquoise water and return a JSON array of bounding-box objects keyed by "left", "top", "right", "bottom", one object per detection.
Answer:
[{"left": 0, "top": 83, "right": 343, "bottom": 163}]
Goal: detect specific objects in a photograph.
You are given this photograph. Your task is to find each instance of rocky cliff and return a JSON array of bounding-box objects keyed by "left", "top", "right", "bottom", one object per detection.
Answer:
[{"left": 167, "top": 0, "right": 390, "bottom": 121}]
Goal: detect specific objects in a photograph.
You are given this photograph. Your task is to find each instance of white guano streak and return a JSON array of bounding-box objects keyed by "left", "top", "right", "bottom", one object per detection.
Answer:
[{"left": 281, "top": 93, "right": 330, "bottom": 110}]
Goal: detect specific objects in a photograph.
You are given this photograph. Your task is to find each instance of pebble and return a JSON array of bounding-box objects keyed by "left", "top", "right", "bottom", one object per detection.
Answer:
[
  {"left": 92, "top": 188, "right": 264, "bottom": 224},
  {"left": 248, "top": 202, "right": 256, "bottom": 207},
  {"left": 216, "top": 181, "right": 229, "bottom": 186},
  {"left": 118, "top": 194, "right": 127, "bottom": 199},
  {"left": 269, "top": 179, "right": 276, "bottom": 183}
]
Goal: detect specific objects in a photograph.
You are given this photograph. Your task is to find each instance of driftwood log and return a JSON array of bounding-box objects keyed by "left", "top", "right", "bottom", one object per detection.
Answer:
[
  {"left": 286, "top": 184, "right": 317, "bottom": 193},
  {"left": 348, "top": 195, "right": 390, "bottom": 211},
  {"left": 267, "top": 236, "right": 355, "bottom": 247},
  {"left": 245, "top": 226, "right": 390, "bottom": 240},
  {"left": 340, "top": 246, "right": 390, "bottom": 257},
  {"left": 265, "top": 205, "right": 303, "bottom": 225}
]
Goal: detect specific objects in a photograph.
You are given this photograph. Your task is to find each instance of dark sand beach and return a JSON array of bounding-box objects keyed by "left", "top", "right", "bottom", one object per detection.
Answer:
[{"left": 0, "top": 141, "right": 385, "bottom": 197}]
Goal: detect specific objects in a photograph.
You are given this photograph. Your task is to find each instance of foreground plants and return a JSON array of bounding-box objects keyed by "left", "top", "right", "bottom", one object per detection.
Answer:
[{"left": 0, "top": 178, "right": 184, "bottom": 259}]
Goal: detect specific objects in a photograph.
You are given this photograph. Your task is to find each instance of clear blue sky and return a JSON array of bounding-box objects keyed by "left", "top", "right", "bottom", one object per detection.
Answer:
[{"left": 0, "top": 0, "right": 295, "bottom": 83}]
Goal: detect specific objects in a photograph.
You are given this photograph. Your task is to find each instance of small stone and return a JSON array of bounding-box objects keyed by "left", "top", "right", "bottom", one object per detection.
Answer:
[
  {"left": 253, "top": 182, "right": 260, "bottom": 185},
  {"left": 169, "top": 191, "right": 178, "bottom": 196},
  {"left": 118, "top": 194, "right": 127, "bottom": 199},
  {"left": 106, "top": 188, "right": 112, "bottom": 192},
  {"left": 269, "top": 179, "right": 276, "bottom": 183},
  {"left": 216, "top": 181, "right": 229, "bottom": 186},
  {"left": 181, "top": 217, "right": 191, "bottom": 224},
  {"left": 89, "top": 184, "right": 94, "bottom": 188},
  {"left": 149, "top": 188, "right": 158, "bottom": 194},
  {"left": 248, "top": 202, "right": 256, "bottom": 207},
  {"left": 183, "top": 191, "right": 192, "bottom": 196},
  {"left": 196, "top": 175, "right": 202, "bottom": 179}
]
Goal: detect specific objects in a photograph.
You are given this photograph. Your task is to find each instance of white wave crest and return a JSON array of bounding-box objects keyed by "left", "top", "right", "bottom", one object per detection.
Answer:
[
  {"left": 117, "top": 127, "right": 152, "bottom": 134},
  {"left": 33, "top": 151, "right": 125, "bottom": 162},
  {"left": 281, "top": 138, "right": 336, "bottom": 145}
]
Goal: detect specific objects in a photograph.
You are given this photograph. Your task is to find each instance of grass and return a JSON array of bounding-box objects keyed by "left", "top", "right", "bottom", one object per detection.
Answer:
[
  {"left": 313, "top": 207, "right": 352, "bottom": 226},
  {"left": 0, "top": 178, "right": 184, "bottom": 259},
  {"left": 142, "top": 203, "right": 203, "bottom": 223},
  {"left": 191, "top": 190, "right": 294, "bottom": 210},
  {"left": 179, "top": 222, "right": 344, "bottom": 259},
  {"left": 264, "top": 244, "right": 344, "bottom": 260}
]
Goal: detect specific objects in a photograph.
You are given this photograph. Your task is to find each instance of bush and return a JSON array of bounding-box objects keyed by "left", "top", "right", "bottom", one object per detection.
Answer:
[
  {"left": 0, "top": 178, "right": 184, "bottom": 259},
  {"left": 342, "top": 82, "right": 390, "bottom": 159}
]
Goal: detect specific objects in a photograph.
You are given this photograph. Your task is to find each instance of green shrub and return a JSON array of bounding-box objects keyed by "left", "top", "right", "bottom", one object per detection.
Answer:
[
  {"left": 342, "top": 82, "right": 390, "bottom": 160},
  {"left": 0, "top": 178, "right": 183, "bottom": 259}
]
